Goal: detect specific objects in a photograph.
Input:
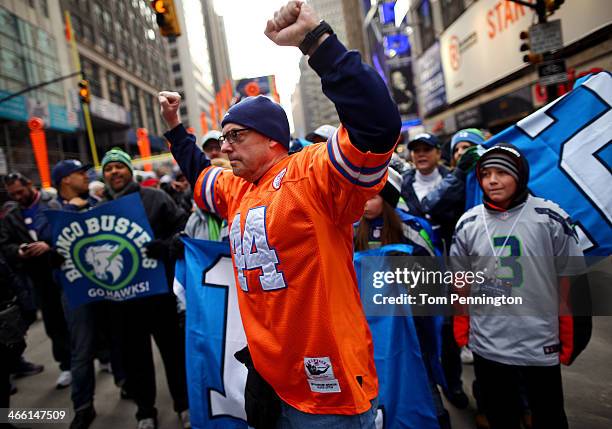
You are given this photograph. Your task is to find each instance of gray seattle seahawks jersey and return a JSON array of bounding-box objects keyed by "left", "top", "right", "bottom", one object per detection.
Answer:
[{"left": 450, "top": 195, "right": 585, "bottom": 366}]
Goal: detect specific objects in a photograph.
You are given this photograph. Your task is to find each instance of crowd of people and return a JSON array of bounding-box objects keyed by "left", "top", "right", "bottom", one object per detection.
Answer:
[{"left": 0, "top": 2, "right": 592, "bottom": 429}]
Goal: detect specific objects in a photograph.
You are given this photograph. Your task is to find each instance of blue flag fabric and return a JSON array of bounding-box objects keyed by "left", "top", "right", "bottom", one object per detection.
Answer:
[
  {"left": 355, "top": 245, "right": 441, "bottom": 428},
  {"left": 179, "top": 238, "right": 440, "bottom": 428},
  {"left": 466, "top": 72, "right": 612, "bottom": 256},
  {"left": 46, "top": 193, "right": 168, "bottom": 308},
  {"left": 178, "top": 238, "right": 248, "bottom": 429}
]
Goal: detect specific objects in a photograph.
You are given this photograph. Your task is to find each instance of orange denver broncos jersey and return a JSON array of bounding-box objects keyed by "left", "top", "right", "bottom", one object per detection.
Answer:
[{"left": 193, "top": 127, "right": 392, "bottom": 414}]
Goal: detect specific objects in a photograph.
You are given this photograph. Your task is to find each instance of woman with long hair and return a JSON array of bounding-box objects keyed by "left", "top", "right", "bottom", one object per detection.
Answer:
[{"left": 354, "top": 168, "right": 438, "bottom": 256}]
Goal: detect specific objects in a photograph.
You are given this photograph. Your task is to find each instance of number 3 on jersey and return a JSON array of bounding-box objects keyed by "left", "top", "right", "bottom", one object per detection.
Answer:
[{"left": 229, "top": 206, "right": 287, "bottom": 292}]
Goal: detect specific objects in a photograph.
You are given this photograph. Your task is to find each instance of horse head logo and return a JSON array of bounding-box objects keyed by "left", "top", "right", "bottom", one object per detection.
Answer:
[{"left": 84, "top": 244, "right": 124, "bottom": 283}]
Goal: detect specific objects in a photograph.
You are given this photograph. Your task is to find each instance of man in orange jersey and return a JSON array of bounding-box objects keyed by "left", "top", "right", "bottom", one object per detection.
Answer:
[{"left": 158, "top": 2, "right": 401, "bottom": 427}]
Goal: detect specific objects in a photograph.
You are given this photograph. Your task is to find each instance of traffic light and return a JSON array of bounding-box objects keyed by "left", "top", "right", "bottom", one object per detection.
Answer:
[
  {"left": 78, "top": 80, "right": 91, "bottom": 104},
  {"left": 519, "top": 30, "right": 543, "bottom": 64},
  {"left": 151, "top": 0, "right": 181, "bottom": 37},
  {"left": 544, "top": 0, "right": 564, "bottom": 14}
]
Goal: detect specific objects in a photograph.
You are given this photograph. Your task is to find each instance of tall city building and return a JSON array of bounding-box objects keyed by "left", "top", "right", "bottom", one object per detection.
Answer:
[
  {"left": 60, "top": 0, "right": 172, "bottom": 158},
  {"left": 290, "top": 81, "right": 306, "bottom": 139},
  {"left": 291, "top": 0, "right": 368, "bottom": 136},
  {"left": 0, "top": 0, "right": 80, "bottom": 181},
  {"left": 296, "top": 56, "right": 337, "bottom": 136},
  {"left": 169, "top": 0, "right": 233, "bottom": 137},
  {"left": 201, "top": 0, "right": 232, "bottom": 93}
]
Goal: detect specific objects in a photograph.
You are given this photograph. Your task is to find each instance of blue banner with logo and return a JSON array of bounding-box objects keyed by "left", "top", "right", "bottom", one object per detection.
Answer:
[
  {"left": 177, "top": 238, "right": 439, "bottom": 429},
  {"left": 47, "top": 193, "right": 168, "bottom": 308},
  {"left": 466, "top": 72, "right": 612, "bottom": 256}
]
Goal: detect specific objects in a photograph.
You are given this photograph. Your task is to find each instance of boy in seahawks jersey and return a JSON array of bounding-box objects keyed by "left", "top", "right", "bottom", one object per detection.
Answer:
[{"left": 450, "top": 143, "right": 590, "bottom": 429}]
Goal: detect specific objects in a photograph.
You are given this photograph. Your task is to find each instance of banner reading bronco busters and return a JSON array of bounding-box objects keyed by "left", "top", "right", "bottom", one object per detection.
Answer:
[{"left": 47, "top": 193, "right": 168, "bottom": 308}]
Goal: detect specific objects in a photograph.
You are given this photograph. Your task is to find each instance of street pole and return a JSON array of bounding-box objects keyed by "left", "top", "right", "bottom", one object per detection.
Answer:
[
  {"left": 534, "top": 0, "right": 558, "bottom": 102},
  {"left": 510, "top": 0, "right": 560, "bottom": 102},
  {"left": 65, "top": 11, "right": 99, "bottom": 168}
]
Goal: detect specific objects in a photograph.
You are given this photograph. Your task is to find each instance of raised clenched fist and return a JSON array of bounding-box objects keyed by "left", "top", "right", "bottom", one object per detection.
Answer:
[
  {"left": 158, "top": 91, "right": 182, "bottom": 130},
  {"left": 264, "top": 1, "right": 320, "bottom": 50}
]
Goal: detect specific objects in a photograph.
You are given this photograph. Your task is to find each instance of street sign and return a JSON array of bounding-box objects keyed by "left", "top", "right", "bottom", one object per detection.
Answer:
[
  {"left": 529, "top": 20, "right": 563, "bottom": 54},
  {"left": 538, "top": 59, "right": 567, "bottom": 86}
]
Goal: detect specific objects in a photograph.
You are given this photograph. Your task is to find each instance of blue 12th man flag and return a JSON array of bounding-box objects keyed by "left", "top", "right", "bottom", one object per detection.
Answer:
[
  {"left": 466, "top": 72, "right": 612, "bottom": 257},
  {"left": 176, "top": 238, "right": 439, "bottom": 429}
]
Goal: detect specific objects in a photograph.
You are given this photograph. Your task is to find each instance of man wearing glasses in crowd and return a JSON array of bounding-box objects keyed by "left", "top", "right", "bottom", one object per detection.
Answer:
[{"left": 159, "top": 1, "right": 400, "bottom": 427}]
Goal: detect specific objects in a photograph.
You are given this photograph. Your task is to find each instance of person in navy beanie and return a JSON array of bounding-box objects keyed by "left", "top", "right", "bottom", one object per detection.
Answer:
[
  {"left": 221, "top": 95, "right": 291, "bottom": 149},
  {"left": 159, "top": 1, "right": 402, "bottom": 426}
]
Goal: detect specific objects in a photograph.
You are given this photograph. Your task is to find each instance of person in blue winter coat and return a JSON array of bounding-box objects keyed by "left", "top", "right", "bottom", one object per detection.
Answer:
[{"left": 400, "top": 132, "right": 481, "bottom": 254}]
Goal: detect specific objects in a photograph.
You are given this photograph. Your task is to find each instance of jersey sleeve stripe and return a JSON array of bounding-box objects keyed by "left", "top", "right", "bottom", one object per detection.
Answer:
[
  {"left": 208, "top": 167, "right": 223, "bottom": 215},
  {"left": 327, "top": 132, "right": 389, "bottom": 187},
  {"left": 330, "top": 132, "right": 389, "bottom": 175},
  {"left": 203, "top": 166, "right": 222, "bottom": 214},
  {"left": 193, "top": 170, "right": 207, "bottom": 210}
]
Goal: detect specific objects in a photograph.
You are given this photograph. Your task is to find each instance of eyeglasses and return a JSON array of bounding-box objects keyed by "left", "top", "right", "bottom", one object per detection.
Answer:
[{"left": 218, "top": 128, "right": 251, "bottom": 145}]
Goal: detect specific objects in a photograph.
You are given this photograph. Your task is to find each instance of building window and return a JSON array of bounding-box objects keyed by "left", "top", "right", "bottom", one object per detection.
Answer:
[
  {"left": 417, "top": 0, "right": 435, "bottom": 51},
  {"left": 97, "top": 35, "right": 107, "bottom": 52},
  {"left": 172, "top": 63, "right": 181, "bottom": 72},
  {"left": 170, "top": 48, "right": 178, "bottom": 59},
  {"left": 117, "top": 49, "right": 126, "bottom": 65},
  {"left": 82, "top": 25, "right": 92, "bottom": 42},
  {"left": 108, "top": 41, "right": 116, "bottom": 58},
  {"left": 103, "top": 11, "right": 112, "bottom": 31},
  {"left": 81, "top": 58, "right": 101, "bottom": 97},
  {"left": 174, "top": 77, "right": 182, "bottom": 87},
  {"left": 145, "top": 95, "right": 157, "bottom": 135},
  {"left": 128, "top": 84, "right": 142, "bottom": 128},
  {"left": 93, "top": 4, "right": 102, "bottom": 24},
  {"left": 40, "top": 0, "right": 49, "bottom": 17},
  {"left": 440, "top": 0, "right": 465, "bottom": 29},
  {"left": 107, "top": 72, "right": 123, "bottom": 105}
]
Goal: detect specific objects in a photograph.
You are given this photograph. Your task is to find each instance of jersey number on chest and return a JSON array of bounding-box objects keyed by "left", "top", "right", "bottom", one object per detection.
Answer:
[{"left": 229, "top": 207, "right": 287, "bottom": 292}]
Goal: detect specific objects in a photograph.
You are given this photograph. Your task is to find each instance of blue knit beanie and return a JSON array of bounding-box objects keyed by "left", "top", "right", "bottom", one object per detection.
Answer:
[
  {"left": 221, "top": 96, "right": 290, "bottom": 150},
  {"left": 450, "top": 128, "right": 485, "bottom": 153}
]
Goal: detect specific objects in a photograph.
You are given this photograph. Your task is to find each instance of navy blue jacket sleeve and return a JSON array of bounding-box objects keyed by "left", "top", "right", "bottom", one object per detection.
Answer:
[
  {"left": 165, "top": 124, "right": 211, "bottom": 188},
  {"left": 308, "top": 35, "right": 401, "bottom": 154},
  {"left": 420, "top": 169, "right": 466, "bottom": 222}
]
